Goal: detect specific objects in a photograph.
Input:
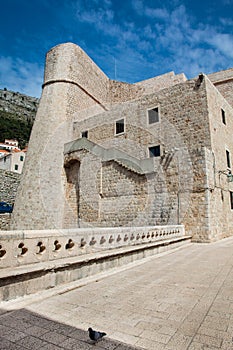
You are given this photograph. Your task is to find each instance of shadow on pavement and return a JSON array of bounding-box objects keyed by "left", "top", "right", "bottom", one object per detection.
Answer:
[{"left": 0, "top": 307, "right": 142, "bottom": 350}]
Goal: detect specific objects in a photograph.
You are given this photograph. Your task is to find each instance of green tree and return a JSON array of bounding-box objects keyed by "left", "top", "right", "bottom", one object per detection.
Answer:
[{"left": 0, "top": 110, "right": 33, "bottom": 149}]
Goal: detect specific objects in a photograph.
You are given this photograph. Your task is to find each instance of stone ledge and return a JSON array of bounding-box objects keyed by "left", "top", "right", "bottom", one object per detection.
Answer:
[
  {"left": 0, "top": 235, "right": 191, "bottom": 301},
  {"left": 0, "top": 225, "right": 185, "bottom": 268}
]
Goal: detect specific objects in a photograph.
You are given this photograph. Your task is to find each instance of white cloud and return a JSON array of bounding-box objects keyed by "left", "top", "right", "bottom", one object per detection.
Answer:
[
  {"left": 144, "top": 7, "right": 169, "bottom": 20},
  {"left": 0, "top": 56, "right": 43, "bottom": 97},
  {"left": 74, "top": 0, "right": 233, "bottom": 82},
  {"left": 132, "top": 3, "right": 233, "bottom": 77},
  {"left": 207, "top": 33, "right": 233, "bottom": 58},
  {"left": 79, "top": 7, "right": 114, "bottom": 25},
  {"left": 131, "top": 0, "right": 143, "bottom": 14},
  {"left": 219, "top": 17, "right": 233, "bottom": 26}
]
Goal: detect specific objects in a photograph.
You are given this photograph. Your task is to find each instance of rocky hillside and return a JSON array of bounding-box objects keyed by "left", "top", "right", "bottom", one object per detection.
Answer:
[{"left": 0, "top": 88, "right": 39, "bottom": 148}]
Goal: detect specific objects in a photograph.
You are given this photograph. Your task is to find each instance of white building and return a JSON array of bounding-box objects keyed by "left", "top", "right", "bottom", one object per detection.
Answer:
[
  {"left": 0, "top": 139, "right": 20, "bottom": 151},
  {"left": 0, "top": 149, "right": 10, "bottom": 158},
  {"left": 0, "top": 149, "right": 26, "bottom": 174}
]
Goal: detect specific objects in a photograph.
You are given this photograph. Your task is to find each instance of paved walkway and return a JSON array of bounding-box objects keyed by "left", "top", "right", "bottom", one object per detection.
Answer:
[{"left": 1, "top": 237, "right": 233, "bottom": 349}]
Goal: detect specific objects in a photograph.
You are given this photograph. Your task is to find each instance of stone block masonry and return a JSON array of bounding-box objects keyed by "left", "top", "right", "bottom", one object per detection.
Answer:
[
  {"left": 71, "top": 78, "right": 212, "bottom": 240},
  {"left": 11, "top": 43, "right": 111, "bottom": 231},
  {"left": 10, "top": 42, "right": 233, "bottom": 242},
  {"left": 0, "top": 169, "right": 20, "bottom": 205},
  {"left": 0, "top": 170, "right": 21, "bottom": 230},
  {"left": 0, "top": 214, "right": 11, "bottom": 230},
  {"left": 208, "top": 68, "right": 233, "bottom": 108}
]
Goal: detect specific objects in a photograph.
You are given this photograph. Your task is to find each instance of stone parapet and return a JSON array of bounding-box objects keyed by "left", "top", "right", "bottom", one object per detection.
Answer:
[
  {"left": 0, "top": 225, "right": 189, "bottom": 301},
  {"left": 135, "top": 71, "right": 187, "bottom": 94},
  {"left": 208, "top": 68, "right": 233, "bottom": 108},
  {"left": 0, "top": 225, "right": 184, "bottom": 269}
]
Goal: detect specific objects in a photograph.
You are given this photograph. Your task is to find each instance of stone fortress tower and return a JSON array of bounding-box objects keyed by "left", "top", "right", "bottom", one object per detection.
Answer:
[
  {"left": 11, "top": 42, "right": 233, "bottom": 242},
  {"left": 11, "top": 43, "right": 111, "bottom": 230}
]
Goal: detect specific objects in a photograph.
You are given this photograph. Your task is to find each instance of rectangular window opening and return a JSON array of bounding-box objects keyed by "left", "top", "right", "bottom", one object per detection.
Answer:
[
  {"left": 81, "top": 131, "right": 88, "bottom": 138},
  {"left": 115, "top": 119, "right": 125, "bottom": 135},
  {"left": 149, "top": 145, "right": 160, "bottom": 158},
  {"left": 15, "top": 164, "right": 18, "bottom": 171},
  {"left": 222, "top": 109, "right": 226, "bottom": 125},
  {"left": 226, "top": 150, "right": 231, "bottom": 169},
  {"left": 230, "top": 191, "right": 233, "bottom": 210},
  {"left": 148, "top": 107, "right": 159, "bottom": 124},
  {"left": 20, "top": 155, "right": 24, "bottom": 161}
]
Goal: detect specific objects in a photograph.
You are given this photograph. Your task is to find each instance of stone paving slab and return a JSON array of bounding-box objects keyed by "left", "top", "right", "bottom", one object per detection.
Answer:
[
  {"left": 0, "top": 308, "right": 141, "bottom": 349},
  {"left": 1, "top": 238, "right": 233, "bottom": 349}
]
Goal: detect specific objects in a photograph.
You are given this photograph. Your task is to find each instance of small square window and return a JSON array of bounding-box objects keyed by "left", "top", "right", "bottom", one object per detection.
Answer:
[
  {"left": 115, "top": 119, "right": 124, "bottom": 134},
  {"left": 226, "top": 150, "right": 231, "bottom": 169},
  {"left": 148, "top": 107, "right": 159, "bottom": 124},
  {"left": 149, "top": 145, "right": 160, "bottom": 158},
  {"left": 81, "top": 131, "right": 88, "bottom": 138},
  {"left": 222, "top": 109, "right": 226, "bottom": 125},
  {"left": 230, "top": 191, "right": 233, "bottom": 210}
]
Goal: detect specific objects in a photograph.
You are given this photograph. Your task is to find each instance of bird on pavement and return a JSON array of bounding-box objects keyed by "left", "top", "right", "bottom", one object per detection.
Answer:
[{"left": 88, "top": 327, "right": 107, "bottom": 343}]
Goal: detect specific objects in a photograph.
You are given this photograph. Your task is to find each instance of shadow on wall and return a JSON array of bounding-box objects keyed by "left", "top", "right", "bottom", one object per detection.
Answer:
[{"left": 0, "top": 307, "right": 142, "bottom": 349}]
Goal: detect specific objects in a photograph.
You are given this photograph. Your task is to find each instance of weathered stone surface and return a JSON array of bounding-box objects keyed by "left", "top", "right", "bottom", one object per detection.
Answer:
[
  {"left": 0, "top": 169, "right": 21, "bottom": 230},
  {"left": 9, "top": 42, "right": 233, "bottom": 242},
  {"left": 208, "top": 68, "right": 233, "bottom": 108},
  {"left": 0, "top": 225, "right": 189, "bottom": 300},
  {"left": 0, "top": 169, "right": 21, "bottom": 205},
  {"left": 1, "top": 236, "right": 233, "bottom": 349}
]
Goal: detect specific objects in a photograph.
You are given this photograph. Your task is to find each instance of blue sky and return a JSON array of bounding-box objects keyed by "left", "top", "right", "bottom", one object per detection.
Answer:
[{"left": 0, "top": 0, "right": 232, "bottom": 97}]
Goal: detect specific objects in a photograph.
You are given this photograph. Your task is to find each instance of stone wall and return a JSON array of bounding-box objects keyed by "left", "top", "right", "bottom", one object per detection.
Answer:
[
  {"left": 71, "top": 76, "right": 212, "bottom": 240},
  {"left": 205, "top": 76, "right": 233, "bottom": 240},
  {"left": 0, "top": 214, "right": 11, "bottom": 230},
  {"left": 10, "top": 42, "right": 233, "bottom": 242},
  {"left": 13, "top": 43, "right": 184, "bottom": 230},
  {"left": 11, "top": 43, "right": 111, "bottom": 230},
  {"left": 108, "top": 80, "right": 143, "bottom": 104},
  {"left": 208, "top": 68, "right": 233, "bottom": 108},
  {"left": 135, "top": 71, "right": 187, "bottom": 95},
  {"left": 0, "top": 169, "right": 20, "bottom": 205},
  {"left": 0, "top": 169, "right": 21, "bottom": 230},
  {"left": 74, "top": 78, "right": 211, "bottom": 152}
]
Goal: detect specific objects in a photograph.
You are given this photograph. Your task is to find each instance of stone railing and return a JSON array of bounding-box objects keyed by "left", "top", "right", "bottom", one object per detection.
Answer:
[
  {"left": 64, "top": 137, "right": 155, "bottom": 175},
  {"left": 0, "top": 225, "right": 184, "bottom": 269}
]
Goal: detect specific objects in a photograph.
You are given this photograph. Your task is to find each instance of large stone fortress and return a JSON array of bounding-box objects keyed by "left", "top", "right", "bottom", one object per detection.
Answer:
[{"left": 11, "top": 42, "right": 233, "bottom": 242}]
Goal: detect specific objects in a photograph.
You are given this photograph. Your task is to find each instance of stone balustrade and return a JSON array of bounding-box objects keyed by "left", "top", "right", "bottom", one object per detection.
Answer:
[
  {"left": 0, "top": 225, "right": 184, "bottom": 269},
  {"left": 0, "top": 225, "right": 190, "bottom": 301}
]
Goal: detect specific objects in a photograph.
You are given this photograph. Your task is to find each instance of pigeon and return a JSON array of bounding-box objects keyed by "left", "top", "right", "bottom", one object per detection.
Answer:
[{"left": 88, "top": 327, "right": 107, "bottom": 343}]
